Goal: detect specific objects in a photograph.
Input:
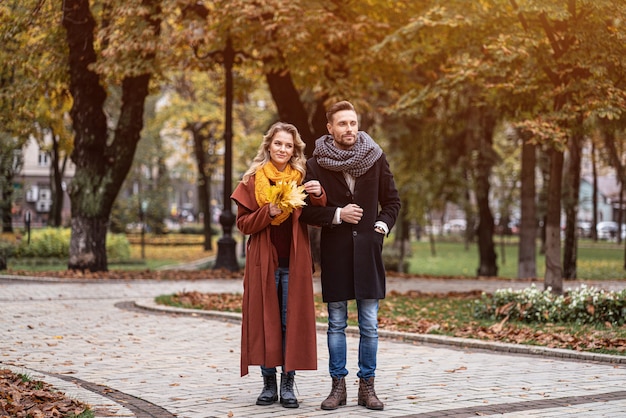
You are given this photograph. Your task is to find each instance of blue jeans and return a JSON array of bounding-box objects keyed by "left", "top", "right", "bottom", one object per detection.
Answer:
[
  {"left": 327, "top": 299, "right": 379, "bottom": 379},
  {"left": 261, "top": 267, "right": 294, "bottom": 377}
]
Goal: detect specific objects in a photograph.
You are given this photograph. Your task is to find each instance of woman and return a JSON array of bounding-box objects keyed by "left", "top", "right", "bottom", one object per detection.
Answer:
[{"left": 231, "top": 122, "right": 325, "bottom": 409}]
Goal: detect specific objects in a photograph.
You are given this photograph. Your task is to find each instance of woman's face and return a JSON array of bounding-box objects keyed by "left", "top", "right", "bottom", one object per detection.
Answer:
[{"left": 268, "top": 130, "right": 295, "bottom": 171}]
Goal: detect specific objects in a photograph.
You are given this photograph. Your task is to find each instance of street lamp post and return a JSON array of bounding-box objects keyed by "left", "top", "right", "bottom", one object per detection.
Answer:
[{"left": 212, "top": 37, "right": 239, "bottom": 271}]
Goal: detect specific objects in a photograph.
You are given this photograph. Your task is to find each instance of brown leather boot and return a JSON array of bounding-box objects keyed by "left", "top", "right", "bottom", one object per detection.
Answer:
[
  {"left": 358, "top": 377, "right": 384, "bottom": 410},
  {"left": 320, "top": 376, "right": 347, "bottom": 410}
]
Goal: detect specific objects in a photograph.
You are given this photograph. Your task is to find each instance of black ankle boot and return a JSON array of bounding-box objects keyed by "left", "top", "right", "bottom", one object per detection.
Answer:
[
  {"left": 280, "top": 373, "right": 299, "bottom": 408},
  {"left": 256, "top": 374, "right": 278, "bottom": 406}
]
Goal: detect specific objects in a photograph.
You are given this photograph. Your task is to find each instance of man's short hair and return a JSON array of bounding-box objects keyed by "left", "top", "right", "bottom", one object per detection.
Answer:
[{"left": 326, "top": 100, "right": 356, "bottom": 123}]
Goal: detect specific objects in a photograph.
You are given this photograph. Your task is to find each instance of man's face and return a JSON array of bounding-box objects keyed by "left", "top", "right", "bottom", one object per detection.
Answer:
[{"left": 327, "top": 109, "right": 358, "bottom": 150}]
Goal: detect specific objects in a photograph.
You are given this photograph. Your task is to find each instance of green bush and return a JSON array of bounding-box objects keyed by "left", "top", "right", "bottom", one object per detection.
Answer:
[
  {"left": 0, "top": 240, "right": 17, "bottom": 257},
  {"left": 179, "top": 225, "right": 206, "bottom": 234},
  {"left": 474, "top": 284, "right": 626, "bottom": 326},
  {"left": 0, "top": 240, "right": 16, "bottom": 270},
  {"left": 107, "top": 233, "right": 131, "bottom": 261},
  {"left": 16, "top": 228, "right": 70, "bottom": 258},
  {"left": 12, "top": 228, "right": 130, "bottom": 261}
]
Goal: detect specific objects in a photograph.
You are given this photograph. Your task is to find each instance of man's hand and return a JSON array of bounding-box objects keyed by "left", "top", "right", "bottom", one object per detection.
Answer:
[{"left": 340, "top": 204, "right": 363, "bottom": 224}]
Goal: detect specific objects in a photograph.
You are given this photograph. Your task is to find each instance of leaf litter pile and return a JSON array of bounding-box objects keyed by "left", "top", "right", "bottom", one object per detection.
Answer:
[
  {"left": 0, "top": 369, "right": 90, "bottom": 418},
  {"left": 4, "top": 268, "right": 242, "bottom": 281}
]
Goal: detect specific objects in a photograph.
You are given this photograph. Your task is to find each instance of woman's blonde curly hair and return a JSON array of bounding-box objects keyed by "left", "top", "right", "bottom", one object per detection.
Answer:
[{"left": 241, "top": 122, "right": 307, "bottom": 184}]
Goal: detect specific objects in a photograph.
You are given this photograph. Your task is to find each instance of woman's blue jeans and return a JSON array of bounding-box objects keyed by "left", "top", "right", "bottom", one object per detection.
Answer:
[
  {"left": 261, "top": 267, "right": 294, "bottom": 377},
  {"left": 327, "top": 299, "right": 379, "bottom": 379}
]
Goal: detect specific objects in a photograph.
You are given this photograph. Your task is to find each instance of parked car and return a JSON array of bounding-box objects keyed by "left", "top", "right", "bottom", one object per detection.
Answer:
[
  {"left": 443, "top": 219, "right": 467, "bottom": 234},
  {"left": 596, "top": 221, "right": 626, "bottom": 240}
]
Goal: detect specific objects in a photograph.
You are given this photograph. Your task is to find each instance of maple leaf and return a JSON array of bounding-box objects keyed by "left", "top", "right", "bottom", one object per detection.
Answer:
[{"left": 268, "top": 180, "right": 307, "bottom": 212}]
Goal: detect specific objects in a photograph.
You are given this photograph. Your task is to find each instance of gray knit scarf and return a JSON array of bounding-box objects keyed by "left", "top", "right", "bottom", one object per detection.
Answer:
[{"left": 313, "top": 131, "right": 383, "bottom": 178}]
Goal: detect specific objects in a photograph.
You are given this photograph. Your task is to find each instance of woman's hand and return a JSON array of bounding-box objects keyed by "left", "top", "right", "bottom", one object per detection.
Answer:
[
  {"left": 303, "top": 180, "right": 322, "bottom": 197},
  {"left": 268, "top": 203, "right": 282, "bottom": 218}
]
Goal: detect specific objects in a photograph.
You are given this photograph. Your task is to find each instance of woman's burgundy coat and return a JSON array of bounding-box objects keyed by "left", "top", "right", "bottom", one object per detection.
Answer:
[
  {"left": 231, "top": 176, "right": 324, "bottom": 376},
  {"left": 300, "top": 154, "right": 400, "bottom": 303}
]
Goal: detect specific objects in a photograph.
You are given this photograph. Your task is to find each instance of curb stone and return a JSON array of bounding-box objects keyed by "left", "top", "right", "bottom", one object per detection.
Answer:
[{"left": 134, "top": 299, "right": 626, "bottom": 365}]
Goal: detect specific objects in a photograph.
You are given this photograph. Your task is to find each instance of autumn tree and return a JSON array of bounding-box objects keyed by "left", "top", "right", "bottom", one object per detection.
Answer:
[
  {"left": 0, "top": 137, "right": 23, "bottom": 232},
  {"left": 375, "top": 3, "right": 520, "bottom": 276},
  {"left": 159, "top": 71, "right": 238, "bottom": 251},
  {"left": 0, "top": 1, "right": 66, "bottom": 231},
  {"left": 180, "top": 0, "right": 413, "bottom": 153},
  {"left": 174, "top": 0, "right": 423, "bottom": 264},
  {"left": 372, "top": 0, "right": 626, "bottom": 287},
  {"left": 509, "top": 0, "right": 626, "bottom": 291},
  {"left": 62, "top": 0, "right": 163, "bottom": 271}
]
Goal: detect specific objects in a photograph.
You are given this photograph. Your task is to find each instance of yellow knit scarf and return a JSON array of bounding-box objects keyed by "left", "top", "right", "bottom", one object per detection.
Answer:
[{"left": 255, "top": 162, "right": 303, "bottom": 225}]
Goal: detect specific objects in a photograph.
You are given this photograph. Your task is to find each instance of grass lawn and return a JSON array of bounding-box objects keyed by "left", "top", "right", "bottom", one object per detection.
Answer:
[
  {"left": 5, "top": 234, "right": 214, "bottom": 271},
  {"left": 5, "top": 231, "right": 626, "bottom": 280},
  {"left": 409, "top": 238, "right": 626, "bottom": 280}
]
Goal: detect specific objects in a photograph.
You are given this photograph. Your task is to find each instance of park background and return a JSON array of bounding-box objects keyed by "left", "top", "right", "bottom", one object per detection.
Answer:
[{"left": 1, "top": 1, "right": 626, "bottom": 294}]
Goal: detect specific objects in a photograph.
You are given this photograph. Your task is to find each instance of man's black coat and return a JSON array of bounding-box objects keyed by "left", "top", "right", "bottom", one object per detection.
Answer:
[{"left": 301, "top": 153, "right": 400, "bottom": 302}]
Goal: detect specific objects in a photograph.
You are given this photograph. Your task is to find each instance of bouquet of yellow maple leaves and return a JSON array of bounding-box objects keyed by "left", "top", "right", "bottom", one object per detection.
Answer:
[{"left": 267, "top": 180, "right": 307, "bottom": 214}]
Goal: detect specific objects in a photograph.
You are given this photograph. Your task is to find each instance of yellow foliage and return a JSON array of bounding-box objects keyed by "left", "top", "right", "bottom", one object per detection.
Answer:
[{"left": 267, "top": 180, "right": 307, "bottom": 214}]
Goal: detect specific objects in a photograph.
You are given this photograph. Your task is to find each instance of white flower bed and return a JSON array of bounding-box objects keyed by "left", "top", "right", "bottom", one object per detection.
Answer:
[{"left": 474, "top": 284, "right": 626, "bottom": 325}]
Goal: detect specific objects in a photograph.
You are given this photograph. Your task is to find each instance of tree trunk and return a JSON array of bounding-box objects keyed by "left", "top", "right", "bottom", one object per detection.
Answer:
[
  {"left": 462, "top": 170, "right": 475, "bottom": 249},
  {"left": 49, "top": 132, "right": 67, "bottom": 227},
  {"left": 1, "top": 183, "right": 13, "bottom": 233},
  {"left": 264, "top": 69, "right": 315, "bottom": 154},
  {"left": 563, "top": 120, "right": 583, "bottom": 279},
  {"left": 202, "top": 173, "right": 213, "bottom": 251},
  {"left": 475, "top": 115, "right": 497, "bottom": 277},
  {"left": 394, "top": 199, "right": 411, "bottom": 273},
  {"left": 428, "top": 228, "right": 437, "bottom": 257},
  {"left": 189, "top": 122, "right": 215, "bottom": 252},
  {"left": 618, "top": 184, "right": 624, "bottom": 245},
  {"left": 536, "top": 149, "right": 551, "bottom": 255},
  {"left": 591, "top": 140, "right": 598, "bottom": 241},
  {"left": 544, "top": 148, "right": 564, "bottom": 294},
  {"left": 600, "top": 123, "right": 626, "bottom": 267},
  {"left": 0, "top": 140, "right": 21, "bottom": 233},
  {"left": 311, "top": 96, "right": 329, "bottom": 139},
  {"left": 68, "top": 216, "right": 109, "bottom": 270},
  {"left": 518, "top": 140, "right": 537, "bottom": 279},
  {"left": 63, "top": 0, "right": 160, "bottom": 272},
  {"left": 475, "top": 167, "right": 497, "bottom": 277}
]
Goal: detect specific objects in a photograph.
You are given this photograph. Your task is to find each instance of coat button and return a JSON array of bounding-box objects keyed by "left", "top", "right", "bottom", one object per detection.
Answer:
[
  {"left": 345, "top": 191, "right": 351, "bottom": 197},
  {"left": 352, "top": 231, "right": 357, "bottom": 237}
]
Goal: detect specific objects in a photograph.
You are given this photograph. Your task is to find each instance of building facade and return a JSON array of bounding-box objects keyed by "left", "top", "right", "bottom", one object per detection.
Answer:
[{"left": 13, "top": 136, "right": 75, "bottom": 228}]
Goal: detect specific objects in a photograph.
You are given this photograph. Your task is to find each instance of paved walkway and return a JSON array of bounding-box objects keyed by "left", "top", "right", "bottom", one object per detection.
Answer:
[{"left": 2, "top": 274, "right": 626, "bottom": 417}]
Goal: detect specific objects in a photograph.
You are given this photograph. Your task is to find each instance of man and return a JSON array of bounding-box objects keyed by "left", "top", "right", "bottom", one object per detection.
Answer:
[{"left": 301, "top": 100, "right": 400, "bottom": 411}]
